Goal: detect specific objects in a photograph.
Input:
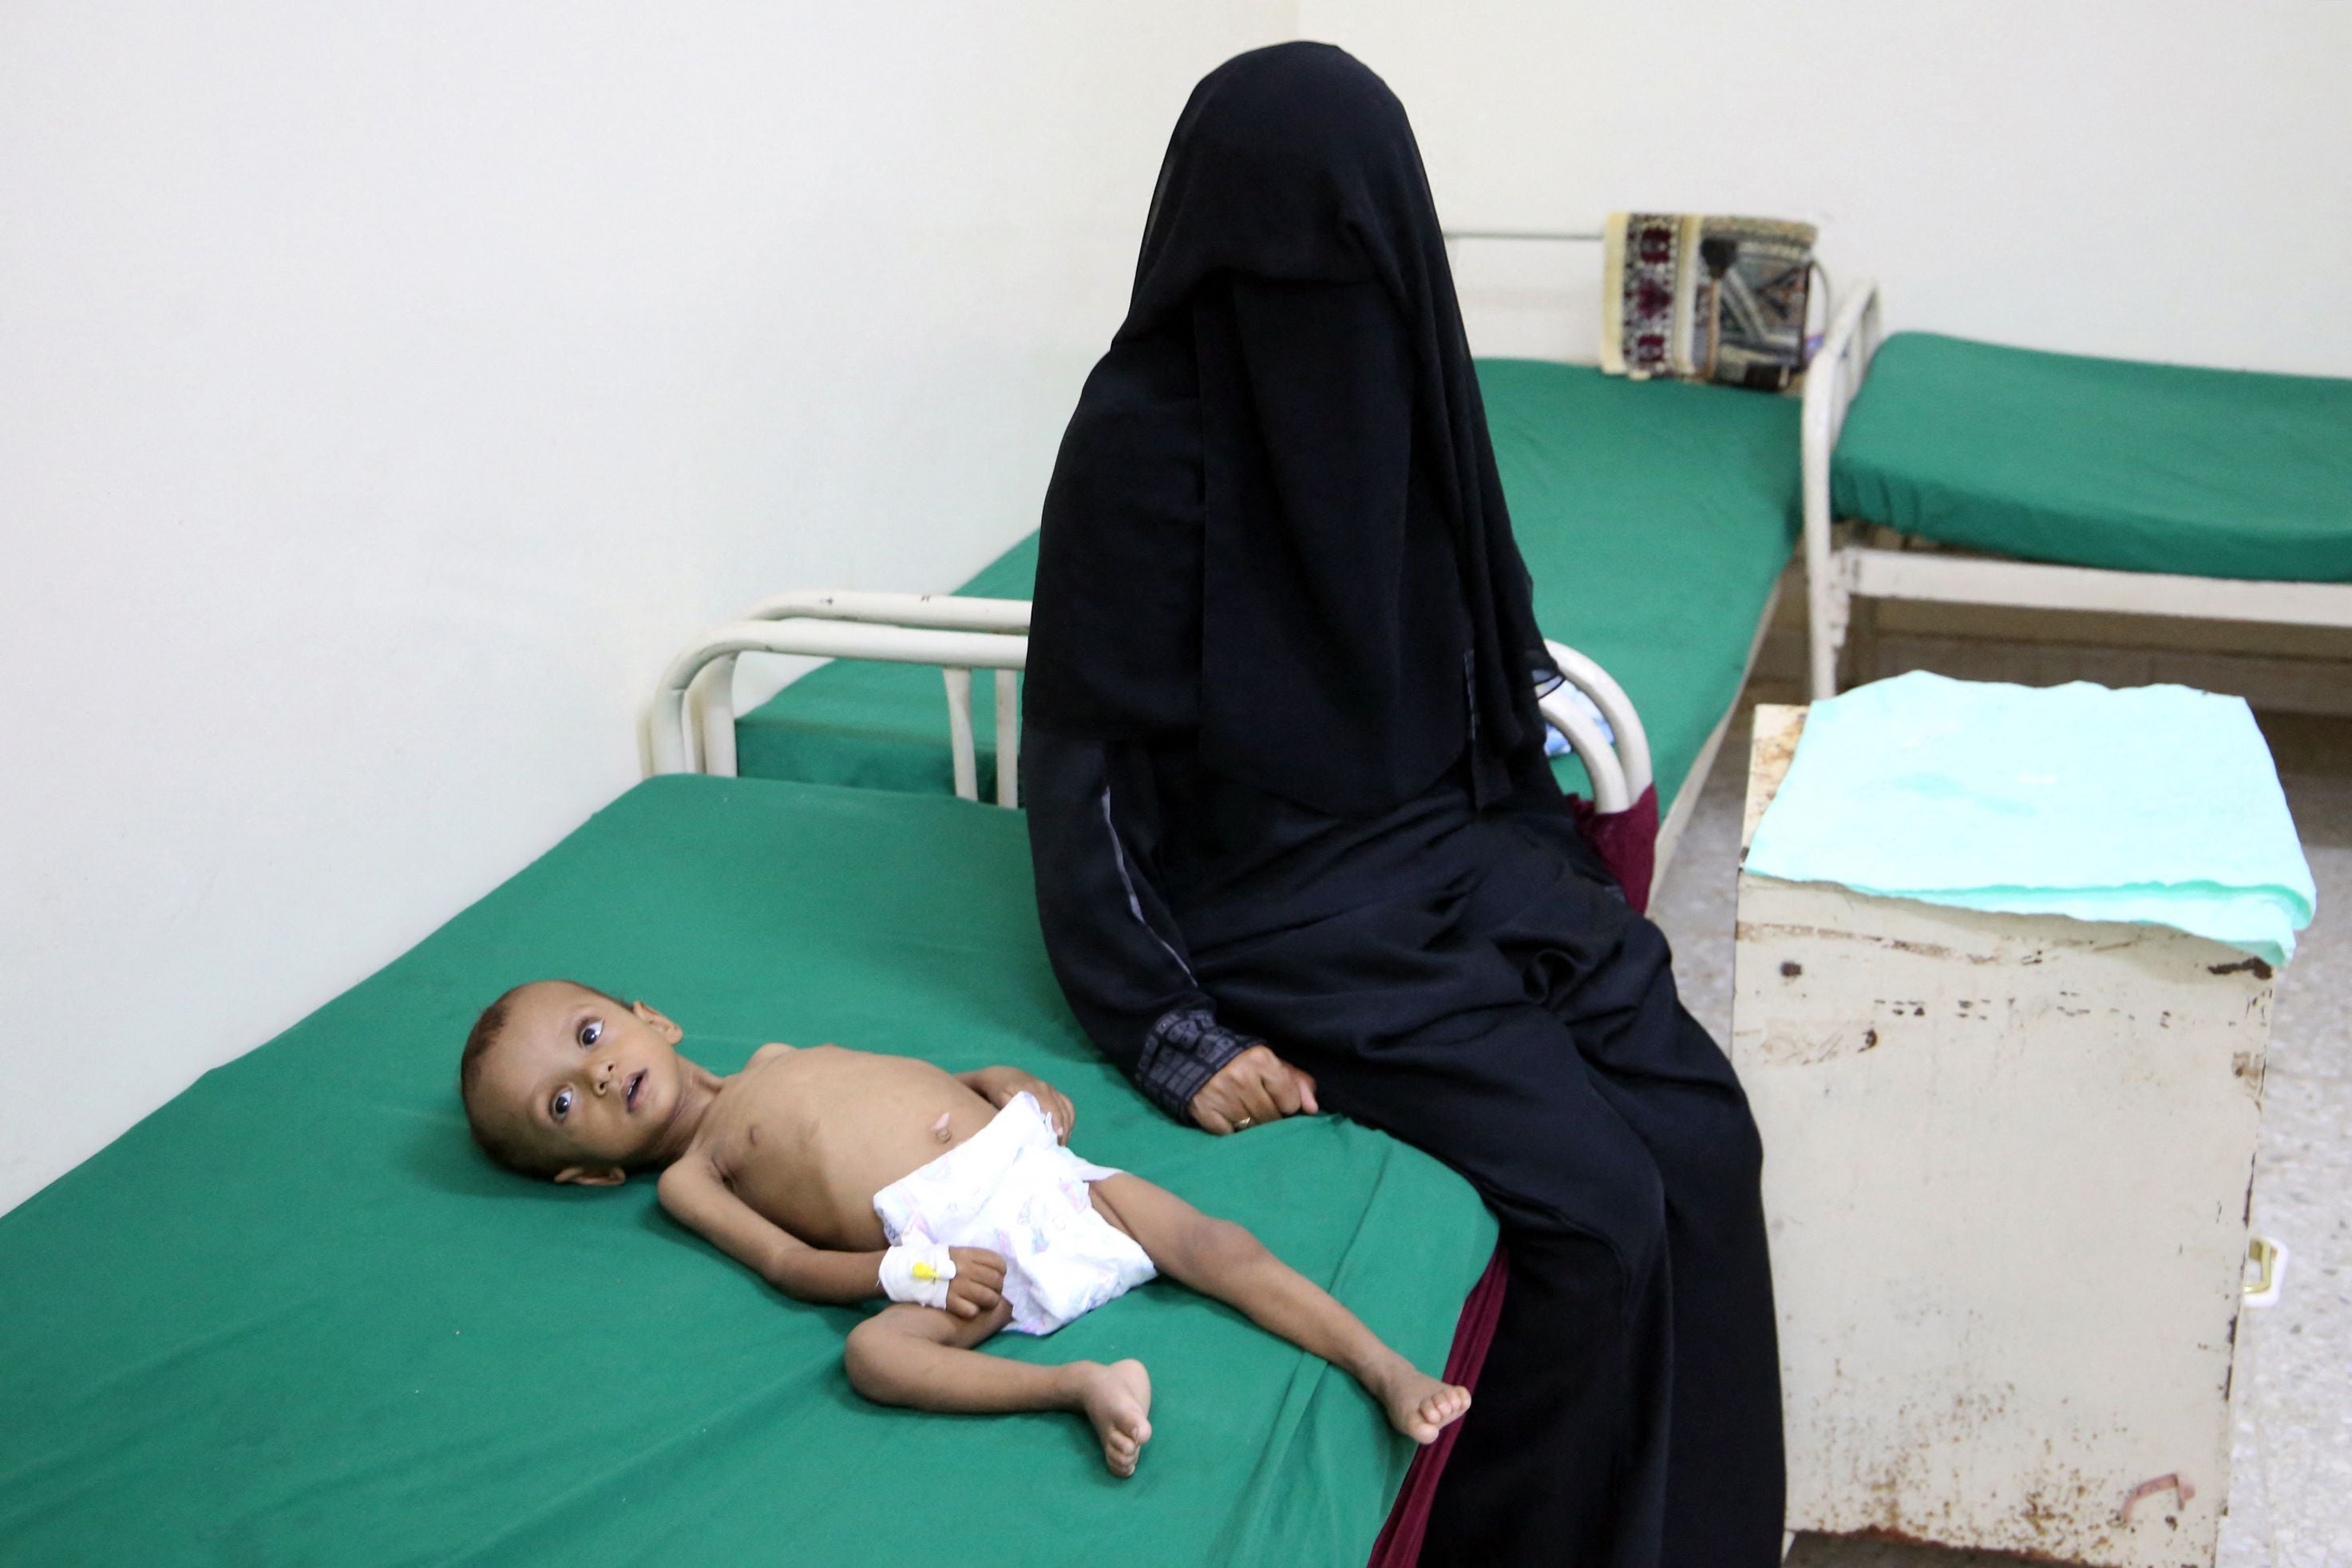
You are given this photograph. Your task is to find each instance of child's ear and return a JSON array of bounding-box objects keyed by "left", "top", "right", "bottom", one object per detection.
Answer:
[
  {"left": 633, "top": 1000, "right": 683, "bottom": 1044},
  {"left": 555, "top": 1165, "right": 628, "bottom": 1187}
]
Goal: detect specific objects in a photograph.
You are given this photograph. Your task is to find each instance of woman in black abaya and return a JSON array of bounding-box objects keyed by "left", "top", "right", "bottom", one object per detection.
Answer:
[{"left": 1021, "top": 43, "right": 1784, "bottom": 1567}]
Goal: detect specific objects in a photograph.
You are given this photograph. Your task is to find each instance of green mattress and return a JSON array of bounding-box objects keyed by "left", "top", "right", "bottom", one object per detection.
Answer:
[
  {"left": 0, "top": 778, "right": 1493, "bottom": 1566},
  {"left": 1479, "top": 359, "right": 1800, "bottom": 806},
  {"left": 1832, "top": 332, "right": 2352, "bottom": 582},
  {"left": 736, "top": 360, "right": 1801, "bottom": 812}
]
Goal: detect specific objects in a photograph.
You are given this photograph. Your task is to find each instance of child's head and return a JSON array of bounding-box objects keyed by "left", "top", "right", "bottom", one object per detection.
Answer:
[{"left": 458, "top": 979, "right": 687, "bottom": 1185}]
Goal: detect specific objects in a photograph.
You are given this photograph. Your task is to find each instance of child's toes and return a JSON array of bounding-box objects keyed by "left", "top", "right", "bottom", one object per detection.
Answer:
[
  {"left": 1382, "top": 1368, "right": 1467, "bottom": 1443},
  {"left": 1099, "top": 1410, "right": 1152, "bottom": 1477},
  {"left": 1423, "top": 1384, "right": 1471, "bottom": 1430},
  {"left": 1079, "top": 1359, "right": 1155, "bottom": 1478},
  {"left": 1407, "top": 1395, "right": 1452, "bottom": 1441}
]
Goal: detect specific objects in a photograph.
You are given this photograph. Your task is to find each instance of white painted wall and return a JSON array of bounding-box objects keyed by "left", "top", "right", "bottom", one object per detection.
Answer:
[
  {"left": 7, "top": 3, "right": 2342, "bottom": 1214},
  {"left": 1309, "top": 1, "right": 2352, "bottom": 377},
  {"left": 0, "top": 2, "right": 1293, "bottom": 1213}
]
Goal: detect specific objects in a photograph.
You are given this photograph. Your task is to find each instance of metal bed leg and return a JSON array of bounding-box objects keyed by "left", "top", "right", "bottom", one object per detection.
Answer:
[
  {"left": 1806, "top": 550, "right": 1851, "bottom": 701},
  {"left": 685, "top": 654, "right": 741, "bottom": 778},
  {"left": 993, "top": 668, "right": 1020, "bottom": 809},
  {"left": 1799, "top": 279, "right": 1881, "bottom": 700},
  {"left": 941, "top": 667, "right": 979, "bottom": 802}
]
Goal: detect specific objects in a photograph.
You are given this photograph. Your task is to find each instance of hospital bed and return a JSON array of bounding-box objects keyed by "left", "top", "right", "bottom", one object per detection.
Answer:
[
  {"left": 711, "top": 237, "right": 1811, "bottom": 885},
  {"left": 1802, "top": 283, "right": 2352, "bottom": 699},
  {"left": 639, "top": 597, "right": 1655, "bottom": 1562},
  {"left": 0, "top": 770, "right": 1499, "bottom": 1566}
]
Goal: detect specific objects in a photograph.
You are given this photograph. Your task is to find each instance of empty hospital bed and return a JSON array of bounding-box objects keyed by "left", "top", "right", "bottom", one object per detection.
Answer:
[
  {"left": 0, "top": 774, "right": 1499, "bottom": 1565},
  {"left": 1802, "top": 282, "right": 2352, "bottom": 698}
]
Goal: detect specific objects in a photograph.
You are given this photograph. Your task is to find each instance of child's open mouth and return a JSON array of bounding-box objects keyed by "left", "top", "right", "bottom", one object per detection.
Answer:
[{"left": 625, "top": 1070, "right": 646, "bottom": 1111}]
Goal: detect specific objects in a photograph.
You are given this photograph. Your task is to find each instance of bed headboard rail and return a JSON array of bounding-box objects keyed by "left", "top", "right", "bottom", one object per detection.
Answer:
[
  {"left": 649, "top": 592, "right": 1031, "bottom": 805},
  {"left": 1443, "top": 228, "right": 1607, "bottom": 365},
  {"left": 1443, "top": 226, "right": 1834, "bottom": 371}
]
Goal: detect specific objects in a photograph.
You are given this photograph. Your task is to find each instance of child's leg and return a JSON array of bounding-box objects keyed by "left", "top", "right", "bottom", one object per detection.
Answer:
[
  {"left": 842, "top": 1301, "right": 1154, "bottom": 1476},
  {"left": 1090, "top": 1174, "right": 1470, "bottom": 1443}
]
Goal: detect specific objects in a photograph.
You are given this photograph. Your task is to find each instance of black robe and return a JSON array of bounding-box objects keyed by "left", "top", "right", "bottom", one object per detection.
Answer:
[{"left": 1023, "top": 43, "right": 1784, "bottom": 1567}]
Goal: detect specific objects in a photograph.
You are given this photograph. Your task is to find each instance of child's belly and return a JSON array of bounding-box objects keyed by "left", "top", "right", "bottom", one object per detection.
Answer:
[{"left": 724, "top": 1061, "right": 1004, "bottom": 1249}]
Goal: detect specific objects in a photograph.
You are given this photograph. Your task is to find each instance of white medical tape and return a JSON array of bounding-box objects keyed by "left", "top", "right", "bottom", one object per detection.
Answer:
[{"left": 879, "top": 1241, "right": 958, "bottom": 1309}]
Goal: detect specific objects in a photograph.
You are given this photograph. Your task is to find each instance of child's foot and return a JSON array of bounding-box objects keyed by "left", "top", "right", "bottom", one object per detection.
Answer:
[
  {"left": 1370, "top": 1356, "right": 1471, "bottom": 1445},
  {"left": 1074, "top": 1358, "right": 1154, "bottom": 1477}
]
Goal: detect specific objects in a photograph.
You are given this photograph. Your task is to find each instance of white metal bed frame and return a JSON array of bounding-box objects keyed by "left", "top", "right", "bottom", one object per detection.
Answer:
[
  {"left": 1800, "top": 278, "right": 2352, "bottom": 699},
  {"left": 648, "top": 592, "right": 1655, "bottom": 853}
]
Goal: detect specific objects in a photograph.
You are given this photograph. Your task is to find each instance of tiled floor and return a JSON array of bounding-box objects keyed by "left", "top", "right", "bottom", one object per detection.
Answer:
[{"left": 1649, "top": 689, "right": 2352, "bottom": 1568}]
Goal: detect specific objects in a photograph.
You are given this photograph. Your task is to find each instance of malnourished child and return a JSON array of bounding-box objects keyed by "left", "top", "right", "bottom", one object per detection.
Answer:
[{"left": 458, "top": 980, "right": 1470, "bottom": 1475}]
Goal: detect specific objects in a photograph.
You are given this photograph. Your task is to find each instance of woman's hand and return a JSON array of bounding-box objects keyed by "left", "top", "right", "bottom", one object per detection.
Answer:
[
  {"left": 962, "top": 1066, "right": 1075, "bottom": 1143},
  {"left": 1190, "top": 1043, "right": 1319, "bottom": 1135}
]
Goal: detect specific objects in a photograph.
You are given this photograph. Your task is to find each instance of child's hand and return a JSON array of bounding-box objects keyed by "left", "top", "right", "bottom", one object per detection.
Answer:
[
  {"left": 966, "top": 1067, "right": 1076, "bottom": 1144},
  {"left": 945, "top": 1248, "right": 1008, "bottom": 1319}
]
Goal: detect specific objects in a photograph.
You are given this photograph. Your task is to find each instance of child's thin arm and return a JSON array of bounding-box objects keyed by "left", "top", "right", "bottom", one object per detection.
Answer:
[
  {"left": 657, "top": 1159, "right": 1008, "bottom": 1317},
  {"left": 656, "top": 1159, "right": 883, "bottom": 1305}
]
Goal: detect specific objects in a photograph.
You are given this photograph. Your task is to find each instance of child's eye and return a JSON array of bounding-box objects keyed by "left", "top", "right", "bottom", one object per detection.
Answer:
[
  {"left": 577, "top": 1019, "right": 602, "bottom": 1048},
  {"left": 551, "top": 1087, "right": 573, "bottom": 1122}
]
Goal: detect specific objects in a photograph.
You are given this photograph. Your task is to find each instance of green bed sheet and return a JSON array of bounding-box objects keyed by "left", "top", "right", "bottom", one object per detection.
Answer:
[
  {"left": 1478, "top": 359, "right": 1800, "bottom": 806},
  {"left": 0, "top": 778, "right": 1493, "bottom": 1567},
  {"left": 735, "top": 360, "right": 1801, "bottom": 813},
  {"left": 1832, "top": 332, "right": 2352, "bottom": 582}
]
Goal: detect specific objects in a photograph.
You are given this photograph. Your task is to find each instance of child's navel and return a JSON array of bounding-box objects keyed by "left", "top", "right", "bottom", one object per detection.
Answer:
[{"left": 930, "top": 1112, "right": 952, "bottom": 1143}]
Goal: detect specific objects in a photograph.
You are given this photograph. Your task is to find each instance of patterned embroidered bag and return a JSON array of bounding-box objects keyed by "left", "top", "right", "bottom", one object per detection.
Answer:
[{"left": 1600, "top": 212, "right": 1818, "bottom": 390}]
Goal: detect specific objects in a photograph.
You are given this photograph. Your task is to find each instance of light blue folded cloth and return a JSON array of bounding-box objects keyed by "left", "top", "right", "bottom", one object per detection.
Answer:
[{"left": 1746, "top": 671, "right": 2316, "bottom": 966}]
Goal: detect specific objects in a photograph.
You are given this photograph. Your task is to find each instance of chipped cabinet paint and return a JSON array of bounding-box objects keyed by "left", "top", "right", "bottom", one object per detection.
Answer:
[{"left": 1732, "top": 705, "right": 2268, "bottom": 1568}]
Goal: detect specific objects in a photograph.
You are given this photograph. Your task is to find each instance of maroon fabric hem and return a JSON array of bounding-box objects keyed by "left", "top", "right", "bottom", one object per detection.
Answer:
[
  {"left": 1365, "top": 1245, "right": 1510, "bottom": 1568},
  {"left": 1566, "top": 782, "right": 1661, "bottom": 913}
]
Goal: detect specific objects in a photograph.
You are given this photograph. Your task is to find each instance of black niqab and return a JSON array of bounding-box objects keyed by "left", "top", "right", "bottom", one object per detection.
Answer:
[{"left": 1026, "top": 42, "right": 1556, "bottom": 818}]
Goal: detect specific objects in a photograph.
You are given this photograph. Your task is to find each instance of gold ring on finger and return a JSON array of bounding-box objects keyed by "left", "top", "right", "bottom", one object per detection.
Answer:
[{"left": 1234, "top": 1115, "right": 1255, "bottom": 1130}]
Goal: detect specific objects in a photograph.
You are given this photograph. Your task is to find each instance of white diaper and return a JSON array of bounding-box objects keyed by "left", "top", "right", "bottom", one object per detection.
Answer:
[{"left": 872, "top": 1091, "right": 1156, "bottom": 1336}]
